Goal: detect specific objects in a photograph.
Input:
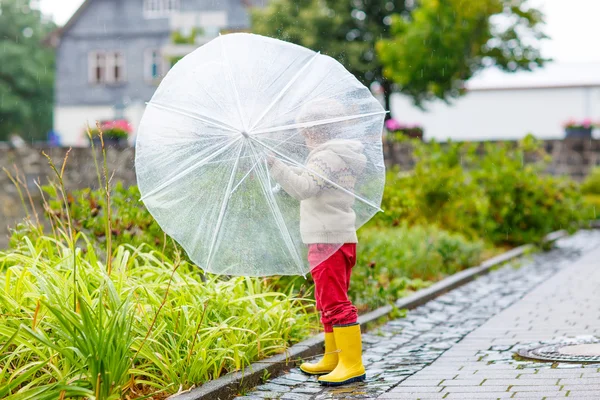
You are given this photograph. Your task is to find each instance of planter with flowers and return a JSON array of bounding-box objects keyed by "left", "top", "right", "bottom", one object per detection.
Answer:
[
  {"left": 89, "top": 120, "right": 133, "bottom": 147},
  {"left": 385, "top": 118, "right": 424, "bottom": 142},
  {"left": 563, "top": 119, "right": 598, "bottom": 138}
]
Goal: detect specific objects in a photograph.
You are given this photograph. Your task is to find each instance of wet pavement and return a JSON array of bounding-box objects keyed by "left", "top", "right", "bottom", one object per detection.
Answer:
[{"left": 236, "top": 230, "right": 600, "bottom": 400}]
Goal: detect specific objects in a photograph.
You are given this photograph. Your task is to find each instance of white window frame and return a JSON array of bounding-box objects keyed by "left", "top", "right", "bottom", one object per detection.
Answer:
[
  {"left": 89, "top": 51, "right": 107, "bottom": 84},
  {"left": 144, "top": 0, "right": 180, "bottom": 19},
  {"left": 88, "top": 51, "right": 126, "bottom": 85}
]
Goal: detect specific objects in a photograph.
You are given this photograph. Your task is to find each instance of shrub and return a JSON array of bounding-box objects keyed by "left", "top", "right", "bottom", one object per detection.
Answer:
[
  {"left": 473, "top": 136, "right": 584, "bottom": 244},
  {"left": 352, "top": 224, "right": 484, "bottom": 310},
  {"left": 371, "top": 168, "right": 422, "bottom": 227},
  {"left": 372, "top": 140, "right": 492, "bottom": 239},
  {"left": 373, "top": 136, "right": 587, "bottom": 245},
  {"left": 582, "top": 167, "right": 600, "bottom": 195}
]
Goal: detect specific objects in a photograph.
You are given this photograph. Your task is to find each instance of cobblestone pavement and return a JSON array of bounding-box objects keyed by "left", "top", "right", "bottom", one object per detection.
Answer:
[{"left": 236, "top": 230, "right": 600, "bottom": 400}]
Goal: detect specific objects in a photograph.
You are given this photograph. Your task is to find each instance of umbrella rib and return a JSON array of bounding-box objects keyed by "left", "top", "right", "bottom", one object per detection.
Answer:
[
  {"left": 146, "top": 101, "right": 239, "bottom": 134},
  {"left": 249, "top": 136, "right": 384, "bottom": 213},
  {"left": 247, "top": 141, "right": 305, "bottom": 276},
  {"left": 230, "top": 157, "right": 260, "bottom": 196},
  {"left": 251, "top": 110, "right": 388, "bottom": 135},
  {"left": 248, "top": 51, "right": 321, "bottom": 133},
  {"left": 261, "top": 135, "right": 379, "bottom": 166},
  {"left": 205, "top": 141, "right": 245, "bottom": 272},
  {"left": 260, "top": 74, "right": 355, "bottom": 125},
  {"left": 140, "top": 136, "right": 242, "bottom": 202},
  {"left": 230, "top": 125, "right": 307, "bottom": 196}
]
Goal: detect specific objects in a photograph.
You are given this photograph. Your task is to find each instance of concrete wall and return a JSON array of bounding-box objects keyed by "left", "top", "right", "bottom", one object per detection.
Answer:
[{"left": 391, "top": 86, "right": 600, "bottom": 141}]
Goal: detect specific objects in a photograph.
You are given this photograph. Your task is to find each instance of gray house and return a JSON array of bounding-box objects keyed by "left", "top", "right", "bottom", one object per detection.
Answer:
[{"left": 52, "top": 0, "right": 264, "bottom": 146}]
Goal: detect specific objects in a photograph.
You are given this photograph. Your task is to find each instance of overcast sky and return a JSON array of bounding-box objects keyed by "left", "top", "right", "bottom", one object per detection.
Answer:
[{"left": 39, "top": 0, "right": 600, "bottom": 64}]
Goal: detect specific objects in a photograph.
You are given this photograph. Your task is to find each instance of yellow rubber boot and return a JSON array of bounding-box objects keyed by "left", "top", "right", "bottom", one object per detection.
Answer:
[
  {"left": 318, "top": 323, "right": 366, "bottom": 386},
  {"left": 300, "top": 332, "right": 338, "bottom": 375}
]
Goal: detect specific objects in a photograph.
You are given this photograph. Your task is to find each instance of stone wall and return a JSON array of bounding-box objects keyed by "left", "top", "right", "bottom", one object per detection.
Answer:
[
  {"left": 383, "top": 138, "right": 600, "bottom": 180},
  {"left": 0, "top": 144, "right": 135, "bottom": 248},
  {"left": 2, "top": 138, "right": 600, "bottom": 248}
]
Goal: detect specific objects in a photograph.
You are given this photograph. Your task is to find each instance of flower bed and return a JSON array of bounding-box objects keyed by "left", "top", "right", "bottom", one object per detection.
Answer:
[
  {"left": 563, "top": 118, "right": 599, "bottom": 138},
  {"left": 88, "top": 119, "right": 133, "bottom": 146},
  {"left": 384, "top": 118, "right": 424, "bottom": 141}
]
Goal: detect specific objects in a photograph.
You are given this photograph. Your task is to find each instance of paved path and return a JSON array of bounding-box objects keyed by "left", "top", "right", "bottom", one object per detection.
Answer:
[
  {"left": 238, "top": 230, "right": 600, "bottom": 400},
  {"left": 381, "top": 231, "right": 600, "bottom": 400}
]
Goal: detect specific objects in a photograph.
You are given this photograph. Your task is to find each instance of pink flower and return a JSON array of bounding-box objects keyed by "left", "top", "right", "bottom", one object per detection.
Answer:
[
  {"left": 385, "top": 119, "right": 401, "bottom": 131},
  {"left": 385, "top": 118, "right": 424, "bottom": 133},
  {"left": 582, "top": 118, "right": 592, "bottom": 129},
  {"left": 100, "top": 119, "right": 133, "bottom": 134}
]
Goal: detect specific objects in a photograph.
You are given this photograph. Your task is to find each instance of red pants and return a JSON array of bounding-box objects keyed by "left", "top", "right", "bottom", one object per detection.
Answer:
[{"left": 308, "top": 243, "right": 358, "bottom": 333}]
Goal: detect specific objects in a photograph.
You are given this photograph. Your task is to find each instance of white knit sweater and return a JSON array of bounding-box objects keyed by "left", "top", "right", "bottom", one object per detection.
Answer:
[{"left": 269, "top": 139, "right": 367, "bottom": 244}]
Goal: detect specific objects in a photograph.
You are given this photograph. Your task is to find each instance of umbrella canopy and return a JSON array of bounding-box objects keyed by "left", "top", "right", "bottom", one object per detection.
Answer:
[{"left": 136, "top": 33, "right": 386, "bottom": 276}]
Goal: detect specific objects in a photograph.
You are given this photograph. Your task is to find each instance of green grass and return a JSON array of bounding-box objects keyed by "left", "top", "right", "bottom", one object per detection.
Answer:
[
  {"left": 351, "top": 224, "right": 484, "bottom": 310},
  {"left": 0, "top": 234, "right": 316, "bottom": 399}
]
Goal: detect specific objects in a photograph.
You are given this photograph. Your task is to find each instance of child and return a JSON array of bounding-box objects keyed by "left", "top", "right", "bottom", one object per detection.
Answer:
[{"left": 267, "top": 99, "right": 367, "bottom": 386}]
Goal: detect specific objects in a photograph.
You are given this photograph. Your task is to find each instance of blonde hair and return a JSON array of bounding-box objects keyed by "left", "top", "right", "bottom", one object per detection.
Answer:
[{"left": 296, "top": 98, "right": 347, "bottom": 142}]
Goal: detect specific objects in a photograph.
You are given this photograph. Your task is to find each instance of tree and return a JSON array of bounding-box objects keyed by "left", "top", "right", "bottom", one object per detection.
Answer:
[
  {"left": 252, "top": 0, "right": 411, "bottom": 113},
  {"left": 251, "top": 0, "right": 546, "bottom": 112},
  {"left": 377, "top": 0, "right": 547, "bottom": 106},
  {"left": 0, "top": 0, "right": 55, "bottom": 142}
]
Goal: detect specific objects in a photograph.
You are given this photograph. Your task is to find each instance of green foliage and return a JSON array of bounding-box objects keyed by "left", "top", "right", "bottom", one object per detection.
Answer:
[
  {"left": 169, "top": 28, "right": 205, "bottom": 66},
  {"left": 252, "top": 0, "right": 407, "bottom": 91},
  {"left": 0, "top": 0, "right": 55, "bottom": 141},
  {"left": 171, "top": 27, "right": 204, "bottom": 45},
  {"left": 352, "top": 224, "right": 484, "bottom": 309},
  {"left": 582, "top": 167, "right": 600, "bottom": 195},
  {"left": 372, "top": 141, "right": 492, "bottom": 239},
  {"left": 472, "top": 137, "right": 583, "bottom": 244},
  {"left": 410, "top": 141, "right": 492, "bottom": 238},
  {"left": 372, "top": 135, "right": 587, "bottom": 245},
  {"left": 583, "top": 195, "right": 600, "bottom": 222},
  {"left": 0, "top": 236, "right": 316, "bottom": 398},
  {"left": 252, "top": 0, "right": 547, "bottom": 108},
  {"left": 2, "top": 131, "right": 590, "bottom": 396},
  {"left": 376, "top": 0, "right": 547, "bottom": 106},
  {"left": 12, "top": 182, "right": 181, "bottom": 259}
]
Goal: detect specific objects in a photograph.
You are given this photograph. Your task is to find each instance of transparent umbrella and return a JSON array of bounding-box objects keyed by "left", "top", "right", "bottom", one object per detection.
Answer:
[{"left": 136, "top": 33, "right": 386, "bottom": 276}]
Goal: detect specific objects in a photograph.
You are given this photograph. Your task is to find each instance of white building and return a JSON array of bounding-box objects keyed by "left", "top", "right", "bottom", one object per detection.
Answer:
[{"left": 390, "top": 63, "right": 600, "bottom": 141}]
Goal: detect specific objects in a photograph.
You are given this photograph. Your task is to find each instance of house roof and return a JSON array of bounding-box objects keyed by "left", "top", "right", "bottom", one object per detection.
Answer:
[
  {"left": 48, "top": 0, "right": 261, "bottom": 44},
  {"left": 467, "top": 62, "right": 600, "bottom": 91},
  {"left": 44, "top": 0, "right": 93, "bottom": 46}
]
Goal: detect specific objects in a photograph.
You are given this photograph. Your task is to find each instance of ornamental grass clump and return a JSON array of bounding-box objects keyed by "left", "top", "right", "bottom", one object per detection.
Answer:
[
  {"left": 0, "top": 129, "right": 316, "bottom": 399},
  {"left": 0, "top": 237, "right": 316, "bottom": 398}
]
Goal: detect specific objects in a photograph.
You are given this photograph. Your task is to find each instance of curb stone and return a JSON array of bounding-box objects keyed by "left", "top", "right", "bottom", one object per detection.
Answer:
[{"left": 169, "top": 229, "right": 574, "bottom": 400}]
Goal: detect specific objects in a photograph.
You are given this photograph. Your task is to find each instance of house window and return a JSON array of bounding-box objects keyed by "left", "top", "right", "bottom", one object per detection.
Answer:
[
  {"left": 89, "top": 52, "right": 106, "bottom": 84},
  {"left": 89, "top": 51, "right": 126, "bottom": 85},
  {"left": 145, "top": 49, "right": 167, "bottom": 82},
  {"left": 144, "top": 0, "right": 180, "bottom": 18}
]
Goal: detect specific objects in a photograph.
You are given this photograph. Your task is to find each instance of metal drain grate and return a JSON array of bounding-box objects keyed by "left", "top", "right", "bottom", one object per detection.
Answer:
[{"left": 518, "top": 337, "right": 600, "bottom": 363}]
